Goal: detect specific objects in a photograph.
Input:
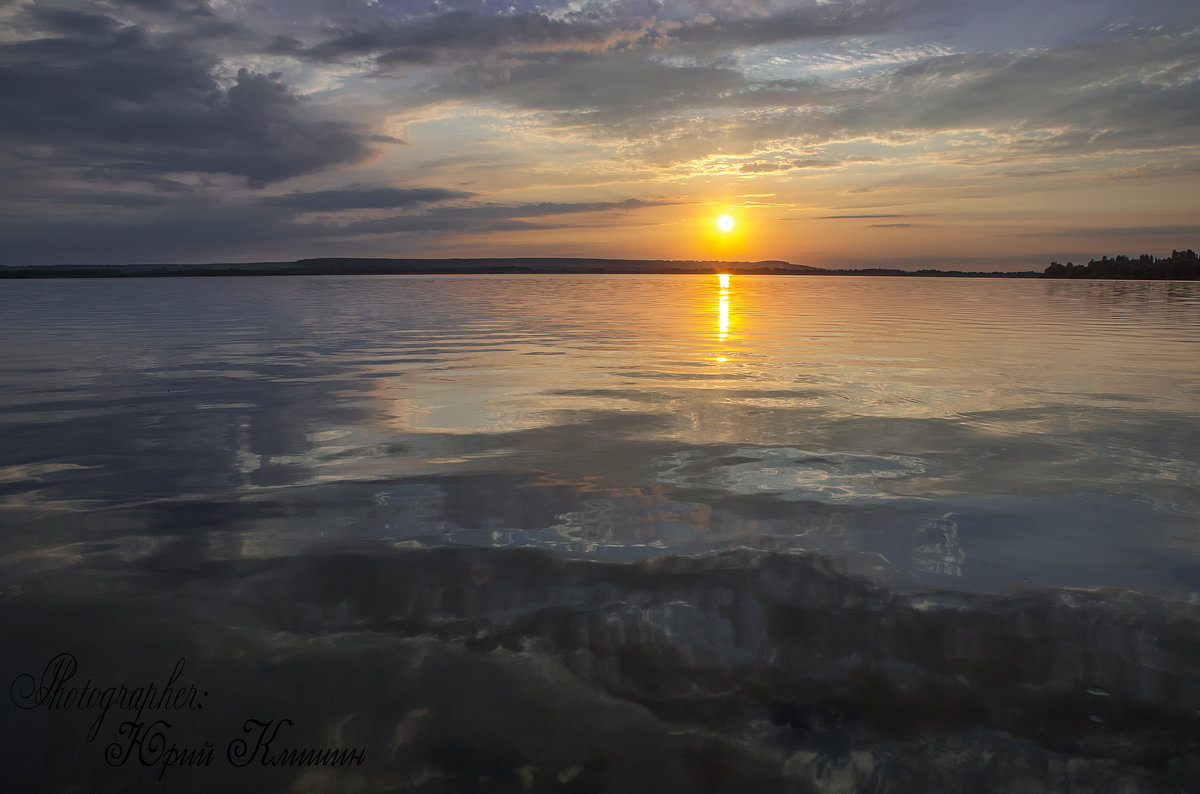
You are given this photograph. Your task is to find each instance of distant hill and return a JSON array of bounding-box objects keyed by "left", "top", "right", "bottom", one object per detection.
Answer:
[
  {"left": 0, "top": 257, "right": 1054, "bottom": 279},
  {"left": 0, "top": 257, "right": 820, "bottom": 278}
]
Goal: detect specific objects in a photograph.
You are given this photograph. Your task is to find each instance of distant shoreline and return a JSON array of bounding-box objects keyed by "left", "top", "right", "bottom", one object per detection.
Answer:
[
  {"left": 0, "top": 257, "right": 1043, "bottom": 279},
  {"left": 2, "top": 253, "right": 1197, "bottom": 279}
]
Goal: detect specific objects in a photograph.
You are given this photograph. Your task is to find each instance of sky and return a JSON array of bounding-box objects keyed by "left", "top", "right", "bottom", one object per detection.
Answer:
[{"left": 1, "top": 0, "right": 1198, "bottom": 270}]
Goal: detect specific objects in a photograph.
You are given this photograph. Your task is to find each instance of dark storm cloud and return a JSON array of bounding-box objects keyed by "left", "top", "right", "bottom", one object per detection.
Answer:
[
  {"left": 0, "top": 13, "right": 381, "bottom": 186},
  {"left": 262, "top": 187, "right": 475, "bottom": 211}
]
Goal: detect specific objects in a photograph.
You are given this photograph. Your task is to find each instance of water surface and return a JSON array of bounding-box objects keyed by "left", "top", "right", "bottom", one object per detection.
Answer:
[{"left": 2, "top": 275, "right": 1199, "bottom": 791}]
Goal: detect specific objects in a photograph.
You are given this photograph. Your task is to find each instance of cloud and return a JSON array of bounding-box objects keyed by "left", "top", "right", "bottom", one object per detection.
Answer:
[
  {"left": 442, "top": 50, "right": 746, "bottom": 116},
  {"left": 1007, "top": 223, "right": 1200, "bottom": 238},
  {"left": 738, "top": 162, "right": 792, "bottom": 173},
  {"left": 0, "top": 14, "right": 383, "bottom": 186},
  {"left": 285, "top": 11, "right": 625, "bottom": 62},
  {"left": 109, "top": 0, "right": 215, "bottom": 16},
  {"left": 0, "top": 196, "right": 677, "bottom": 264},
  {"left": 663, "top": 0, "right": 944, "bottom": 48},
  {"left": 262, "top": 187, "right": 475, "bottom": 211},
  {"left": 985, "top": 169, "right": 1078, "bottom": 178},
  {"left": 840, "top": 29, "right": 1200, "bottom": 155},
  {"left": 26, "top": 8, "right": 124, "bottom": 37},
  {"left": 739, "top": 157, "right": 840, "bottom": 173},
  {"left": 423, "top": 20, "right": 1200, "bottom": 171},
  {"left": 1101, "top": 162, "right": 1200, "bottom": 181},
  {"left": 280, "top": 1, "right": 942, "bottom": 66},
  {"left": 814, "top": 214, "right": 926, "bottom": 219},
  {"left": 293, "top": 198, "right": 678, "bottom": 238}
]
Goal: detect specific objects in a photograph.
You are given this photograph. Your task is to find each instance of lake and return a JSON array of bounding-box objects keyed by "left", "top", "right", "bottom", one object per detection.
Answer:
[{"left": 2, "top": 275, "right": 1199, "bottom": 791}]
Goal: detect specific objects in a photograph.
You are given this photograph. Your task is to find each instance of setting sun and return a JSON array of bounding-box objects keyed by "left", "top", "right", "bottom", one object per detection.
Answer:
[{"left": 716, "top": 214, "right": 735, "bottom": 233}]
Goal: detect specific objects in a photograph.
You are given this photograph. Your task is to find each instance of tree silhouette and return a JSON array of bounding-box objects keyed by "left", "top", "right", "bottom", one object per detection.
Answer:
[{"left": 1043, "top": 250, "right": 1199, "bottom": 279}]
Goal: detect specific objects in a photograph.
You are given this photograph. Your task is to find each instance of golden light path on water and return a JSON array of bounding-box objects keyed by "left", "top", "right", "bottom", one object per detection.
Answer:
[
  {"left": 716, "top": 273, "right": 730, "bottom": 359},
  {"left": 710, "top": 273, "right": 729, "bottom": 367}
]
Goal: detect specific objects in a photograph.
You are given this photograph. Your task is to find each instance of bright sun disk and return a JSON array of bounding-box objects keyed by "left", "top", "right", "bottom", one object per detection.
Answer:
[{"left": 716, "top": 214, "right": 735, "bottom": 232}]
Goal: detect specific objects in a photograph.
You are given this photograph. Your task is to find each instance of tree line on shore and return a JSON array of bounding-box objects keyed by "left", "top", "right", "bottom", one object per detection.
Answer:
[{"left": 1044, "top": 249, "right": 1199, "bottom": 279}]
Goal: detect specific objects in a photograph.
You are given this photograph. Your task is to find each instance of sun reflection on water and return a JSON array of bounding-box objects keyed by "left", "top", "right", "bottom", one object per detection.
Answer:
[
  {"left": 717, "top": 274, "right": 730, "bottom": 344},
  {"left": 713, "top": 273, "right": 733, "bottom": 362}
]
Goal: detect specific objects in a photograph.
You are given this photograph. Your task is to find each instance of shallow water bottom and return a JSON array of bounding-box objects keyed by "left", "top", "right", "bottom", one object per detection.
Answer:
[{"left": 5, "top": 544, "right": 1199, "bottom": 792}]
